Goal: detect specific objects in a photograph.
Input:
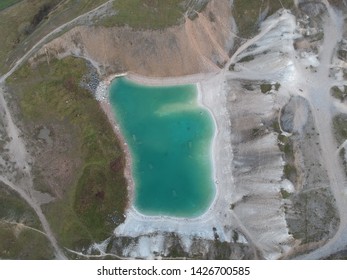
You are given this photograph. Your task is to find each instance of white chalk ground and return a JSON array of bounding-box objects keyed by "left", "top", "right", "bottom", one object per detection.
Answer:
[
  {"left": 92, "top": 4, "right": 347, "bottom": 260},
  {"left": 98, "top": 72, "right": 235, "bottom": 243},
  {"left": 92, "top": 10, "right": 302, "bottom": 260}
]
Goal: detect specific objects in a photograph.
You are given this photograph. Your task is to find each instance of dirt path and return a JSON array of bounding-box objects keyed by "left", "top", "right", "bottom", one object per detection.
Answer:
[
  {"left": 0, "top": 175, "right": 66, "bottom": 259},
  {"left": 293, "top": 2, "right": 347, "bottom": 259},
  {"left": 0, "top": 85, "right": 66, "bottom": 259},
  {"left": 219, "top": 2, "right": 347, "bottom": 259},
  {"left": 223, "top": 10, "right": 290, "bottom": 71},
  {"left": 0, "top": 0, "right": 116, "bottom": 260},
  {"left": 0, "top": 220, "right": 47, "bottom": 237},
  {"left": 0, "top": 0, "right": 114, "bottom": 83},
  {"left": 184, "top": 15, "right": 221, "bottom": 71}
]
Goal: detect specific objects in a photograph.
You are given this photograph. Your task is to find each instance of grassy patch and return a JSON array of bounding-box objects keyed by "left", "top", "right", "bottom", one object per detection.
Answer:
[
  {"left": 274, "top": 82, "right": 281, "bottom": 91},
  {"left": 278, "top": 134, "right": 294, "bottom": 160},
  {"left": 260, "top": 83, "right": 272, "bottom": 93},
  {"left": 186, "top": 0, "right": 210, "bottom": 20},
  {"left": 331, "top": 86, "right": 347, "bottom": 102},
  {"left": 74, "top": 163, "right": 126, "bottom": 239},
  {"left": 238, "top": 55, "right": 255, "bottom": 63},
  {"left": 272, "top": 119, "right": 281, "bottom": 134},
  {"left": 100, "top": 0, "right": 211, "bottom": 29},
  {"left": 0, "top": 186, "right": 41, "bottom": 230},
  {"left": 333, "top": 114, "right": 347, "bottom": 145},
  {"left": 280, "top": 188, "right": 291, "bottom": 199},
  {"left": 289, "top": 189, "right": 339, "bottom": 244},
  {"left": 312, "top": 32, "right": 324, "bottom": 42},
  {"left": 273, "top": 121, "right": 297, "bottom": 184},
  {"left": 8, "top": 57, "right": 127, "bottom": 249},
  {"left": 101, "top": 0, "right": 186, "bottom": 29},
  {"left": 233, "top": 0, "right": 293, "bottom": 38},
  {"left": 242, "top": 83, "right": 254, "bottom": 91},
  {"left": 213, "top": 240, "right": 232, "bottom": 260},
  {"left": 339, "top": 147, "right": 347, "bottom": 176},
  {"left": 260, "top": 82, "right": 280, "bottom": 94},
  {"left": 232, "top": 0, "right": 265, "bottom": 38},
  {"left": 284, "top": 163, "right": 297, "bottom": 181},
  {"left": 251, "top": 126, "right": 267, "bottom": 139},
  {"left": 0, "top": 0, "right": 108, "bottom": 74},
  {"left": 0, "top": 0, "right": 22, "bottom": 11},
  {"left": 0, "top": 186, "right": 53, "bottom": 259},
  {"left": 0, "top": 224, "right": 54, "bottom": 259}
]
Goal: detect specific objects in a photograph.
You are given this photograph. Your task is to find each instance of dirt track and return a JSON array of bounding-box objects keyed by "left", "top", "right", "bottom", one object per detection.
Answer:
[
  {"left": 0, "top": 0, "right": 116, "bottom": 260},
  {"left": 293, "top": 1, "right": 347, "bottom": 259}
]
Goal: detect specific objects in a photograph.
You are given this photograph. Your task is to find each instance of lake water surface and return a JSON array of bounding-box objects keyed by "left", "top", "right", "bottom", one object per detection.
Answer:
[{"left": 110, "top": 77, "right": 215, "bottom": 217}]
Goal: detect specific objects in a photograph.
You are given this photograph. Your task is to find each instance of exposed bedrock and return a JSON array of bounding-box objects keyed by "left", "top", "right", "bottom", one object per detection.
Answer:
[{"left": 226, "top": 80, "right": 294, "bottom": 260}]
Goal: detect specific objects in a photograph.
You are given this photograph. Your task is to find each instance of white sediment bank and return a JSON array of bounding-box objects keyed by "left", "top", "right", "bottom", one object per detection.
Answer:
[{"left": 96, "top": 71, "right": 236, "bottom": 244}]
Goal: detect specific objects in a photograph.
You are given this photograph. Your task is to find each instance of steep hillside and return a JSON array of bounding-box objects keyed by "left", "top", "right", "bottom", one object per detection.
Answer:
[{"left": 32, "top": 0, "right": 234, "bottom": 77}]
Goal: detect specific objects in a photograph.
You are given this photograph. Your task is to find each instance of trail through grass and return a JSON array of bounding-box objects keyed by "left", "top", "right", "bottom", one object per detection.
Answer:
[{"left": 8, "top": 57, "right": 127, "bottom": 250}]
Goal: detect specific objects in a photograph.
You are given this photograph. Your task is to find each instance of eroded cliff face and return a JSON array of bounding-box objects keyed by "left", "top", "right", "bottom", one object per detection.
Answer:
[{"left": 33, "top": 0, "right": 234, "bottom": 77}]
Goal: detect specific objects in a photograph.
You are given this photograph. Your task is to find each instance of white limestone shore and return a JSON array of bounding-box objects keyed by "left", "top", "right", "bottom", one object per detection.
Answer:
[{"left": 96, "top": 71, "right": 236, "bottom": 244}]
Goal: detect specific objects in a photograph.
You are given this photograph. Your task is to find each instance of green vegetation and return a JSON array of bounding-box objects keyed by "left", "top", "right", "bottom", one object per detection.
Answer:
[
  {"left": 284, "top": 163, "right": 297, "bottom": 181},
  {"left": 272, "top": 119, "right": 281, "bottom": 134},
  {"left": 260, "top": 83, "right": 272, "bottom": 93},
  {"left": 213, "top": 240, "right": 232, "bottom": 259},
  {"left": 333, "top": 114, "right": 347, "bottom": 145},
  {"left": 337, "top": 48, "right": 347, "bottom": 61},
  {"left": 289, "top": 188, "right": 339, "bottom": 244},
  {"left": 339, "top": 147, "right": 347, "bottom": 176},
  {"left": 0, "top": 187, "right": 41, "bottom": 230},
  {"left": 242, "top": 83, "right": 254, "bottom": 91},
  {"left": 0, "top": 186, "right": 54, "bottom": 259},
  {"left": 0, "top": 0, "right": 21, "bottom": 11},
  {"left": 251, "top": 126, "right": 267, "bottom": 139},
  {"left": 8, "top": 57, "right": 127, "bottom": 249},
  {"left": 101, "top": 0, "right": 210, "bottom": 29},
  {"left": 274, "top": 82, "right": 281, "bottom": 91},
  {"left": 278, "top": 134, "right": 294, "bottom": 161},
  {"left": 186, "top": 0, "right": 210, "bottom": 20},
  {"left": 281, "top": 136, "right": 294, "bottom": 156},
  {"left": 280, "top": 188, "right": 291, "bottom": 199},
  {"left": 331, "top": 86, "right": 347, "bottom": 102},
  {"left": 238, "top": 55, "right": 255, "bottom": 63},
  {"left": 309, "top": 31, "right": 324, "bottom": 42},
  {"left": 233, "top": 0, "right": 293, "bottom": 38},
  {"left": 0, "top": 0, "right": 109, "bottom": 74},
  {"left": 260, "top": 82, "right": 280, "bottom": 94},
  {"left": 273, "top": 122, "right": 297, "bottom": 184},
  {"left": 0, "top": 224, "right": 54, "bottom": 259},
  {"left": 102, "top": 0, "right": 185, "bottom": 29},
  {"left": 0, "top": 0, "right": 54, "bottom": 73}
]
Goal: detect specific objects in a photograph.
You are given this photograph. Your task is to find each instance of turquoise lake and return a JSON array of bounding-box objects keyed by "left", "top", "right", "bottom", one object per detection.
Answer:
[{"left": 109, "top": 77, "right": 215, "bottom": 217}]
